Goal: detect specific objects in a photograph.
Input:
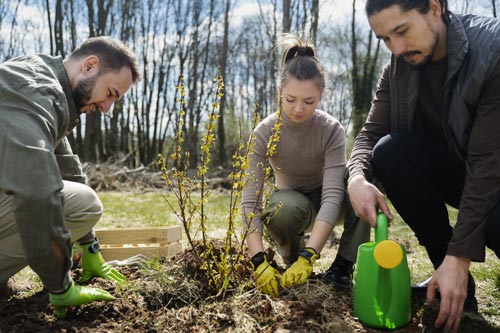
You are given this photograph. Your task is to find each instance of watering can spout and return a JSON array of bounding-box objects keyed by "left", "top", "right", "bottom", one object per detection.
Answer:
[{"left": 353, "top": 212, "right": 411, "bottom": 329}]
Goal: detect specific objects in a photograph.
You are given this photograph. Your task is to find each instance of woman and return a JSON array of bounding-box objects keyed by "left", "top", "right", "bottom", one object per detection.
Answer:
[{"left": 242, "top": 34, "right": 346, "bottom": 297}]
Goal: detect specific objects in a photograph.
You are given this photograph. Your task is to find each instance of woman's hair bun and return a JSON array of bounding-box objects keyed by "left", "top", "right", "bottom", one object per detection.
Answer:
[{"left": 284, "top": 45, "right": 315, "bottom": 64}]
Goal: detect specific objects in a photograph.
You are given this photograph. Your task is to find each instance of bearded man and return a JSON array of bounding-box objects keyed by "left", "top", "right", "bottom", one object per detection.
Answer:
[{"left": 0, "top": 36, "right": 140, "bottom": 316}]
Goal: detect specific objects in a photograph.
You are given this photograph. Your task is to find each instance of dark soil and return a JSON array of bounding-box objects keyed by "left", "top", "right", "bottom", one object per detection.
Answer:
[{"left": 1, "top": 245, "right": 498, "bottom": 333}]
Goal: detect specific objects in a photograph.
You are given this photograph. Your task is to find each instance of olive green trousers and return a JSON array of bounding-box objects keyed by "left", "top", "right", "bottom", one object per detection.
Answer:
[{"left": 262, "top": 189, "right": 370, "bottom": 264}]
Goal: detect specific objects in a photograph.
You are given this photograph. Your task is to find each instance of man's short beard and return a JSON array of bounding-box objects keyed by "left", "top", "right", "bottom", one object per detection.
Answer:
[
  {"left": 403, "top": 27, "right": 440, "bottom": 70},
  {"left": 72, "top": 75, "right": 97, "bottom": 110}
]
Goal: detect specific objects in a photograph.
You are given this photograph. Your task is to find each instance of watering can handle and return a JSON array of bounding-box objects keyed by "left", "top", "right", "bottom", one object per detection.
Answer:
[
  {"left": 373, "top": 213, "right": 404, "bottom": 269},
  {"left": 375, "top": 212, "right": 388, "bottom": 243}
]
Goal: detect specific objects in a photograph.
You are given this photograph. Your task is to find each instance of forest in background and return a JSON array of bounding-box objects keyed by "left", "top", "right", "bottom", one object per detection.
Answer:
[{"left": 0, "top": 0, "right": 497, "bottom": 168}]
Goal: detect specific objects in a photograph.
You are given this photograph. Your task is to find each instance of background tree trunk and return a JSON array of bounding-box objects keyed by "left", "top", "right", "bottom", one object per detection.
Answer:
[
  {"left": 350, "top": 0, "right": 380, "bottom": 138},
  {"left": 54, "top": 0, "right": 65, "bottom": 57},
  {"left": 217, "top": 0, "right": 230, "bottom": 167},
  {"left": 83, "top": 0, "right": 113, "bottom": 162},
  {"left": 45, "top": 0, "right": 54, "bottom": 55},
  {"left": 310, "top": 0, "right": 319, "bottom": 44},
  {"left": 282, "top": 0, "right": 291, "bottom": 33}
]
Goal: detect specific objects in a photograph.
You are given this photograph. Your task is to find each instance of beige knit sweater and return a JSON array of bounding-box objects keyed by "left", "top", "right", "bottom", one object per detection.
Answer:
[{"left": 242, "top": 109, "right": 346, "bottom": 233}]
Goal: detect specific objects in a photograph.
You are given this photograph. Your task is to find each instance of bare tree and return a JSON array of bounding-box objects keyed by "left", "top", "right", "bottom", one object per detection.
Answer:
[
  {"left": 45, "top": 0, "right": 54, "bottom": 55},
  {"left": 0, "top": 1, "right": 5, "bottom": 57},
  {"left": 105, "top": 0, "right": 139, "bottom": 163},
  {"left": 64, "top": 0, "right": 83, "bottom": 155},
  {"left": 83, "top": 0, "right": 114, "bottom": 162},
  {"left": 184, "top": 0, "right": 204, "bottom": 168},
  {"left": 281, "top": 0, "right": 318, "bottom": 43},
  {"left": 4, "top": 0, "right": 22, "bottom": 60},
  {"left": 217, "top": 0, "right": 231, "bottom": 166},
  {"left": 283, "top": 0, "right": 291, "bottom": 33},
  {"left": 150, "top": 1, "right": 176, "bottom": 165},
  {"left": 310, "top": 0, "right": 319, "bottom": 44},
  {"left": 44, "top": 0, "right": 65, "bottom": 57},
  {"left": 350, "top": 0, "right": 381, "bottom": 138},
  {"left": 54, "top": 0, "right": 65, "bottom": 57}
]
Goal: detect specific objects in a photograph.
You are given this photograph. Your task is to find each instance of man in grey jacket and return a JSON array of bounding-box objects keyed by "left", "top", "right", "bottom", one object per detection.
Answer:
[
  {"left": 347, "top": 0, "right": 500, "bottom": 331},
  {"left": 0, "top": 36, "right": 140, "bottom": 317}
]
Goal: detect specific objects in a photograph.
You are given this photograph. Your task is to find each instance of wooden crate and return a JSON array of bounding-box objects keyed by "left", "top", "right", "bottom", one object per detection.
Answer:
[{"left": 95, "top": 226, "right": 182, "bottom": 261}]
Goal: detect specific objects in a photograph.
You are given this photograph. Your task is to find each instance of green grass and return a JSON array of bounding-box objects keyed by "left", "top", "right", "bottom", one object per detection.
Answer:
[{"left": 99, "top": 191, "right": 232, "bottom": 230}]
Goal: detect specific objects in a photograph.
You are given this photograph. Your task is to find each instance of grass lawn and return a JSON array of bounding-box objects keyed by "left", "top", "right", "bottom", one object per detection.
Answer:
[{"left": 97, "top": 190, "right": 500, "bottom": 328}]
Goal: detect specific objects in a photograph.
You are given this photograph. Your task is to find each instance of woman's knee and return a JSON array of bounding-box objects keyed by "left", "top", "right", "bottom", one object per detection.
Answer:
[
  {"left": 264, "top": 190, "right": 314, "bottom": 233},
  {"left": 272, "top": 190, "right": 313, "bottom": 220}
]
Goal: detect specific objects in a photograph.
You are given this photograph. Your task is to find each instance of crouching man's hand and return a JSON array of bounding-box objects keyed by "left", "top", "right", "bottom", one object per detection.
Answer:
[
  {"left": 79, "top": 238, "right": 127, "bottom": 284},
  {"left": 49, "top": 282, "right": 114, "bottom": 318}
]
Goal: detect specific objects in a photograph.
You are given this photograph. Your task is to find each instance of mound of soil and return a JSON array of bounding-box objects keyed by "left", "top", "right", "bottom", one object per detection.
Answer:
[{"left": 0, "top": 244, "right": 496, "bottom": 333}]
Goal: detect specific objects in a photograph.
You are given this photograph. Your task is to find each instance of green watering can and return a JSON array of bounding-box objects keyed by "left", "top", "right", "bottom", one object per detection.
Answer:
[{"left": 353, "top": 212, "right": 411, "bottom": 329}]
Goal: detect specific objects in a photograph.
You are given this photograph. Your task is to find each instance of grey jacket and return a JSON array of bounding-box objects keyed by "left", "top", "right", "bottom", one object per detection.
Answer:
[
  {"left": 0, "top": 54, "right": 83, "bottom": 290},
  {"left": 348, "top": 12, "right": 500, "bottom": 261}
]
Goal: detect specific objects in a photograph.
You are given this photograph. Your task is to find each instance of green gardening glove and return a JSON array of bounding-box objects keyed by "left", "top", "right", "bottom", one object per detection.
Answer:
[
  {"left": 49, "top": 282, "right": 114, "bottom": 318},
  {"left": 281, "top": 247, "right": 320, "bottom": 288},
  {"left": 79, "top": 238, "right": 127, "bottom": 284},
  {"left": 251, "top": 252, "right": 282, "bottom": 298}
]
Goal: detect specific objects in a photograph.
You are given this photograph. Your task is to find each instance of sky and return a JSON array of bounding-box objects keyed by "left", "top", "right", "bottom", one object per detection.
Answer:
[{"left": 232, "top": 0, "right": 368, "bottom": 26}]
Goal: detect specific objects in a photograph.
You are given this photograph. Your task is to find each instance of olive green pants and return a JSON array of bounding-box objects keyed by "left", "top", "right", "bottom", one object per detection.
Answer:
[
  {"left": 262, "top": 189, "right": 370, "bottom": 264},
  {"left": 337, "top": 193, "right": 371, "bottom": 263}
]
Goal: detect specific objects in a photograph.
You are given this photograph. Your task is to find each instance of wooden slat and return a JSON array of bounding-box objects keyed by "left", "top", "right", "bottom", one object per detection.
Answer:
[
  {"left": 100, "top": 242, "right": 182, "bottom": 261},
  {"left": 95, "top": 226, "right": 182, "bottom": 246},
  {"left": 161, "top": 241, "right": 182, "bottom": 257}
]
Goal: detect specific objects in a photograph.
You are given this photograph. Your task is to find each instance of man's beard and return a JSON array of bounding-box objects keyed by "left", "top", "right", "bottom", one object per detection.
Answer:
[
  {"left": 400, "top": 29, "right": 440, "bottom": 69},
  {"left": 72, "top": 76, "right": 97, "bottom": 111}
]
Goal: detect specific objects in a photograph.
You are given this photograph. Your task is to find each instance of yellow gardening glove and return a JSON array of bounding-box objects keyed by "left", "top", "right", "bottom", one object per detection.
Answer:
[
  {"left": 251, "top": 252, "right": 282, "bottom": 298},
  {"left": 281, "top": 247, "right": 320, "bottom": 288}
]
